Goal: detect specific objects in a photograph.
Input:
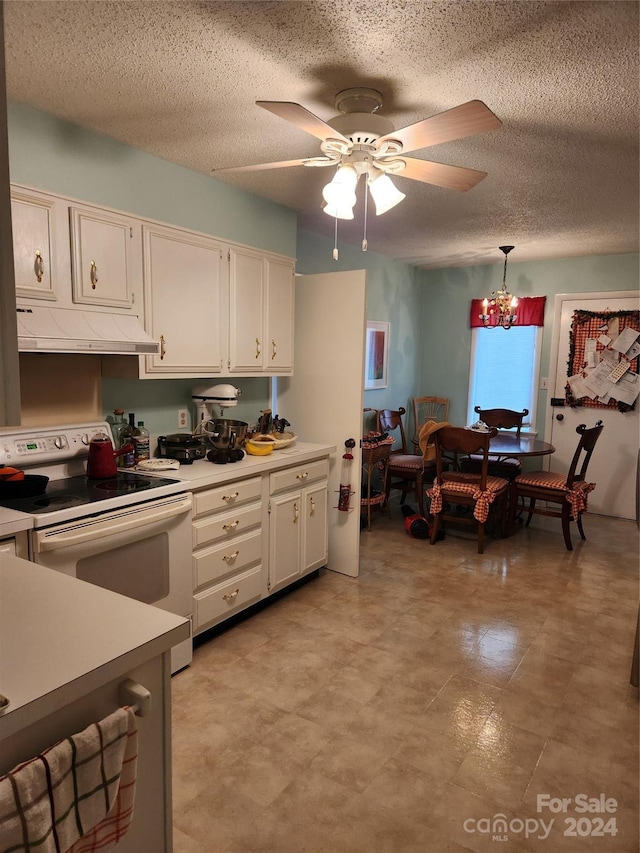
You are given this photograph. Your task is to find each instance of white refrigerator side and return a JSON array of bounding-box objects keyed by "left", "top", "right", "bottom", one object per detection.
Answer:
[{"left": 277, "top": 270, "right": 366, "bottom": 577}]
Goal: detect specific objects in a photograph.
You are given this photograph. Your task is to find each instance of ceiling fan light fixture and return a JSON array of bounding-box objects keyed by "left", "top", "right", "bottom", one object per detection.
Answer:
[
  {"left": 322, "top": 201, "right": 354, "bottom": 220},
  {"left": 322, "top": 163, "right": 358, "bottom": 207},
  {"left": 368, "top": 170, "right": 406, "bottom": 215}
]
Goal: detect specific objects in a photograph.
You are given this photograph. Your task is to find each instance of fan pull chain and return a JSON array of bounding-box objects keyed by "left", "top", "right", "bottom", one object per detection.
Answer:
[
  {"left": 333, "top": 216, "right": 339, "bottom": 260},
  {"left": 362, "top": 182, "right": 369, "bottom": 252}
]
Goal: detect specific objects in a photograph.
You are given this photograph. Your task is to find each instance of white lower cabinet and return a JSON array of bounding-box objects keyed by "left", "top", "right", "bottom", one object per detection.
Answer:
[
  {"left": 268, "top": 459, "right": 329, "bottom": 595},
  {"left": 191, "top": 454, "right": 330, "bottom": 635},
  {"left": 191, "top": 476, "right": 263, "bottom": 635}
]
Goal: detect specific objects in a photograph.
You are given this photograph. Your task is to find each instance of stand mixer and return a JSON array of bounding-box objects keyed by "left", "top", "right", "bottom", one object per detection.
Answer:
[{"left": 192, "top": 384, "right": 248, "bottom": 463}]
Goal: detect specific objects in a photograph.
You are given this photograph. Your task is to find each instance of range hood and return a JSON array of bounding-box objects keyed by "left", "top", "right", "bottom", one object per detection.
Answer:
[{"left": 16, "top": 306, "right": 160, "bottom": 355}]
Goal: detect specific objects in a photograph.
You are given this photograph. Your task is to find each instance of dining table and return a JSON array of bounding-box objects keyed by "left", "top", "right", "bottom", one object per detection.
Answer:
[{"left": 487, "top": 432, "right": 556, "bottom": 461}]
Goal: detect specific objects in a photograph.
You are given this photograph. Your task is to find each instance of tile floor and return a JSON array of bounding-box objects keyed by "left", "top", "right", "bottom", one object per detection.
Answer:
[{"left": 172, "top": 505, "right": 639, "bottom": 853}]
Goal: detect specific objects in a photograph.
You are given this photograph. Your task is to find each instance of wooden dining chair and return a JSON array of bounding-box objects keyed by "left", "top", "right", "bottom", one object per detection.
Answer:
[
  {"left": 512, "top": 420, "right": 603, "bottom": 550},
  {"left": 377, "top": 408, "right": 428, "bottom": 516},
  {"left": 427, "top": 426, "right": 510, "bottom": 554},
  {"left": 412, "top": 396, "right": 449, "bottom": 444},
  {"left": 462, "top": 407, "right": 529, "bottom": 479}
]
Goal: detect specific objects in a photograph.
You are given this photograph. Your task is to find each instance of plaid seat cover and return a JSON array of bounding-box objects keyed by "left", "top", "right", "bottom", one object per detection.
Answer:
[
  {"left": 388, "top": 454, "right": 424, "bottom": 471},
  {"left": 428, "top": 474, "right": 509, "bottom": 523},
  {"left": 515, "top": 470, "right": 596, "bottom": 519}
]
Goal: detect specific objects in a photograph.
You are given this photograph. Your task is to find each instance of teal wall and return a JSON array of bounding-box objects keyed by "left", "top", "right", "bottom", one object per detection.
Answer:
[
  {"left": 296, "top": 229, "right": 424, "bottom": 435},
  {"left": 422, "top": 253, "right": 640, "bottom": 432},
  {"left": 7, "top": 102, "right": 296, "bottom": 256},
  {"left": 7, "top": 103, "right": 639, "bottom": 445},
  {"left": 7, "top": 102, "right": 295, "bottom": 437}
]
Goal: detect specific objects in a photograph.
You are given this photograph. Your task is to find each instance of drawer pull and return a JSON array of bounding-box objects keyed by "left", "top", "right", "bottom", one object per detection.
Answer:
[
  {"left": 223, "top": 588, "right": 240, "bottom": 602},
  {"left": 222, "top": 520, "right": 240, "bottom": 532},
  {"left": 90, "top": 260, "right": 98, "bottom": 289},
  {"left": 222, "top": 550, "right": 240, "bottom": 563},
  {"left": 222, "top": 491, "right": 239, "bottom": 503},
  {"left": 309, "top": 496, "right": 315, "bottom": 516},
  {"left": 293, "top": 502, "right": 299, "bottom": 523},
  {"left": 34, "top": 250, "right": 44, "bottom": 283},
  {"left": 296, "top": 472, "right": 309, "bottom": 481}
]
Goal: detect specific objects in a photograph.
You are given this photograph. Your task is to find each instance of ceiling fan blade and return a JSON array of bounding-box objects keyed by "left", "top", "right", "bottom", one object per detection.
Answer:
[
  {"left": 391, "top": 157, "right": 488, "bottom": 192},
  {"left": 377, "top": 100, "right": 501, "bottom": 155},
  {"left": 256, "top": 101, "right": 350, "bottom": 144},
  {"left": 214, "top": 158, "right": 310, "bottom": 174}
]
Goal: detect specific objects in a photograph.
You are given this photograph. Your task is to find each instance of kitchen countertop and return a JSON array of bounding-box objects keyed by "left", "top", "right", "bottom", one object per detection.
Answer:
[
  {"left": 143, "top": 441, "right": 336, "bottom": 491},
  {"left": 0, "top": 507, "right": 34, "bottom": 537},
  {"left": 0, "top": 551, "right": 190, "bottom": 739}
]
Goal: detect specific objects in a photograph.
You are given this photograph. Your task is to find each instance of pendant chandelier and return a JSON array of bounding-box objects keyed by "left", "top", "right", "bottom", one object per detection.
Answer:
[{"left": 479, "top": 245, "right": 518, "bottom": 329}]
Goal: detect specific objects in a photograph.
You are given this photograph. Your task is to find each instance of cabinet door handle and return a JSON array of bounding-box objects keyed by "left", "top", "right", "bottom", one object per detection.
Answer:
[
  {"left": 255, "top": 337, "right": 262, "bottom": 359},
  {"left": 309, "top": 496, "right": 315, "bottom": 516},
  {"left": 34, "top": 250, "right": 44, "bottom": 283},
  {"left": 90, "top": 260, "right": 98, "bottom": 289},
  {"left": 160, "top": 334, "right": 166, "bottom": 360},
  {"left": 293, "top": 503, "right": 299, "bottom": 523},
  {"left": 222, "top": 520, "right": 240, "bottom": 532},
  {"left": 271, "top": 339, "right": 277, "bottom": 360},
  {"left": 223, "top": 588, "right": 240, "bottom": 602},
  {"left": 222, "top": 550, "right": 240, "bottom": 563},
  {"left": 296, "top": 472, "right": 309, "bottom": 481},
  {"left": 222, "top": 491, "right": 239, "bottom": 503}
]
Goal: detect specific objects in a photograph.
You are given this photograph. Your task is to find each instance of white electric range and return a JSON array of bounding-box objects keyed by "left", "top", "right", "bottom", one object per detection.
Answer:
[{"left": 0, "top": 422, "right": 193, "bottom": 672}]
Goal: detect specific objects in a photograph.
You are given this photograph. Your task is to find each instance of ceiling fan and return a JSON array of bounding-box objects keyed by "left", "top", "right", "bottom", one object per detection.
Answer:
[{"left": 214, "top": 87, "right": 502, "bottom": 211}]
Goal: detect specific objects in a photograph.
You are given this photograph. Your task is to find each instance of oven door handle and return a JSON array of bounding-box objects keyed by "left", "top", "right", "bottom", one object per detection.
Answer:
[{"left": 36, "top": 496, "right": 192, "bottom": 552}]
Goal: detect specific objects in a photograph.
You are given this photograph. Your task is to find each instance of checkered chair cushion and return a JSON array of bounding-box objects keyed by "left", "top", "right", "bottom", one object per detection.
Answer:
[
  {"left": 514, "top": 470, "right": 595, "bottom": 519},
  {"left": 388, "top": 454, "right": 424, "bottom": 472},
  {"left": 428, "top": 474, "right": 509, "bottom": 523}
]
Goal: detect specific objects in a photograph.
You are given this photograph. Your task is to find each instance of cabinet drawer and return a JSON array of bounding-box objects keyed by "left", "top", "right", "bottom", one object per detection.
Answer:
[
  {"left": 193, "top": 503, "right": 262, "bottom": 548},
  {"left": 270, "top": 459, "right": 328, "bottom": 495},
  {"left": 194, "top": 565, "right": 262, "bottom": 631},
  {"left": 194, "top": 529, "right": 262, "bottom": 588},
  {"left": 193, "top": 477, "right": 262, "bottom": 517}
]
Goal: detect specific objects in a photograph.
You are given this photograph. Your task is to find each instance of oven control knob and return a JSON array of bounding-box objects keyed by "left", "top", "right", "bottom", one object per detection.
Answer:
[
  {"left": 81, "top": 433, "right": 91, "bottom": 445},
  {"left": 54, "top": 436, "right": 64, "bottom": 449}
]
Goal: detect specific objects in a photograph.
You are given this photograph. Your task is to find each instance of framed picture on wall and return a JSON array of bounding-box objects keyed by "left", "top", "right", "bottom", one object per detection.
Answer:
[{"left": 364, "top": 321, "right": 390, "bottom": 390}]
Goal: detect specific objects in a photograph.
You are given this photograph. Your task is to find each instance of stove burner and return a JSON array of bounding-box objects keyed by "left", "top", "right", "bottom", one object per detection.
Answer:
[
  {"left": 31, "top": 495, "right": 83, "bottom": 512},
  {"left": 94, "top": 477, "right": 153, "bottom": 493}
]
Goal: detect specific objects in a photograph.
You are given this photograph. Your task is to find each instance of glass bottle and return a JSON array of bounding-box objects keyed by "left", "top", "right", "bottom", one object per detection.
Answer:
[
  {"left": 133, "top": 421, "right": 150, "bottom": 463},
  {"left": 111, "top": 409, "right": 126, "bottom": 446},
  {"left": 117, "top": 411, "right": 135, "bottom": 468}
]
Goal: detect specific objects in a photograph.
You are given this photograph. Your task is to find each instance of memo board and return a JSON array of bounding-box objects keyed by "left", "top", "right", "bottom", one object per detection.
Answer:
[{"left": 566, "top": 309, "right": 640, "bottom": 411}]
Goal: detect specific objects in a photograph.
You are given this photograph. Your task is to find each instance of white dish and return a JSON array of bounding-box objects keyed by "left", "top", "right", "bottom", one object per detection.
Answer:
[
  {"left": 266, "top": 431, "right": 298, "bottom": 449},
  {"left": 135, "top": 458, "right": 181, "bottom": 471}
]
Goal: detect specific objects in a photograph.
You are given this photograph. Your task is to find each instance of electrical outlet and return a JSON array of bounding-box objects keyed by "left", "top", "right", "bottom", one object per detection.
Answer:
[{"left": 178, "top": 408, "right": 188, "bottom": 429}]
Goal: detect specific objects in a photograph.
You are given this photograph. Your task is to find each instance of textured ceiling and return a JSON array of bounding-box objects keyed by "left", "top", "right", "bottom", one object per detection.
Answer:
[{"left": 3, "top": 0, "right": 639, "bottom": 269}]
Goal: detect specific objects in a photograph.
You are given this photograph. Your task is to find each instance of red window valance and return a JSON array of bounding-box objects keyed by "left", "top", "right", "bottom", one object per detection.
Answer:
[{"left": 469, "top": 295, "right": 546, "bottom": 328}]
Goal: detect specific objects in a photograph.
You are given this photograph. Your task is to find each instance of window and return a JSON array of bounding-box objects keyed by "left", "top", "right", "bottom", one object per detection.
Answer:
[{"left": 467, "top": 325, "right": 542, "bottom": 429}]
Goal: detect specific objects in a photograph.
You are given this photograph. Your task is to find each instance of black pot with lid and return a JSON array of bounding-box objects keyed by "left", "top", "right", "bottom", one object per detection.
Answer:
[{"left": 157, "top": 433, "right": 206, "bottom": 464}]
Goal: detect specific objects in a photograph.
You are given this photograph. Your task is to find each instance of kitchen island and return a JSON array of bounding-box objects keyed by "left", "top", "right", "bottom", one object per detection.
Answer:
[{"left": 0, "top": 552, "right": 189, "bottom": 852}]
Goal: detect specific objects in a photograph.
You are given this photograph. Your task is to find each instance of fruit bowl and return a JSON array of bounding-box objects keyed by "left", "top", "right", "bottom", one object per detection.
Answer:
[
  {"left": 268, "top": 431, "right": 298, "bottom": 449},
  {"left": 245, "top": 436, "right": 277, "bottom": 456}
]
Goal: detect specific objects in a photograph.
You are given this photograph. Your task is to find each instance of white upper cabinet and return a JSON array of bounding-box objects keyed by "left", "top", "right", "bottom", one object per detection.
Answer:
[
  {"left": 266, "top": 257, "right": 295, "bottom": 373},
  {"left": 10, "top": 187, "right": 60, "bottom": 301},
  {"left": 141, "top": 223, "right": 225, "bottom": 377},
  {"left": 70, "top": 206, "right": 135, "bottom": 308},
  {"left": 228, "top": 247, "right": 294, "bottom": 375}
]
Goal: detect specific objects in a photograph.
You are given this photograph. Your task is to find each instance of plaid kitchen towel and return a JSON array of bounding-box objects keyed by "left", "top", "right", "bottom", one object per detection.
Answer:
[{"left": 0, "top": 706, "right": 137, "bottom": 853}]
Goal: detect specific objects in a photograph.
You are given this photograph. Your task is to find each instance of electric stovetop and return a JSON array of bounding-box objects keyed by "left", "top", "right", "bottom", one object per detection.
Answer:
[{"left": 0, "top": 472, "right": 180, "bottom": 515}]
